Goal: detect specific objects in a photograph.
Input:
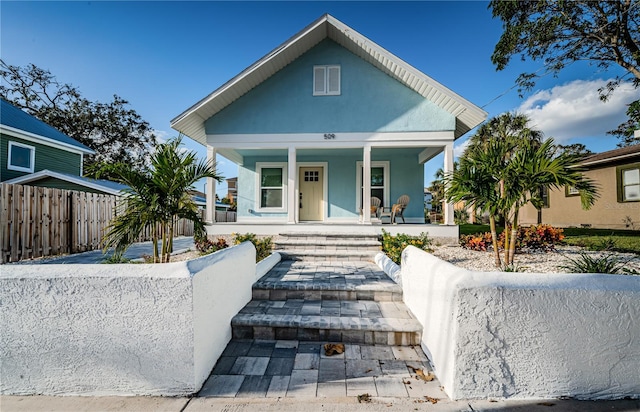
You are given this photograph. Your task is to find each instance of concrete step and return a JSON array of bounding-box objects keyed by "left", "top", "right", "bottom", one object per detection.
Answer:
[
  {"left": 231, "top": 299, "right": 422, "bottom": 346},
  {"left": 275, "top": 233, "right": 382, "bottom": 262}
]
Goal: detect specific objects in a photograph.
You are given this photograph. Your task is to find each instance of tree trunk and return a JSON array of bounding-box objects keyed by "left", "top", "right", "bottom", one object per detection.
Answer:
[
  {"left": 490, "top": 215, "right": 502, "bottom": 267},
  {"left": 161, "top": 223, "right": 168, "bottom": 263},
  {"left": 152, "top": 224, "right": 159, "bottom": 263},
  {"left": 166, "top": 223, "right": 174, "bottom": 263},
  {"left": 508, "top": 209, "right": 519, "bottom": 265},
  {"left": 503, "top": 222, "right": 510, "bottom": 266}
]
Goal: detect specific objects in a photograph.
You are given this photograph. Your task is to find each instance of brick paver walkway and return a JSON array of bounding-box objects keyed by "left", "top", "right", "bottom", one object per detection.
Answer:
[
  {"left": 198, "top": 340, "right": 442, "bottom": 398},
  {"left": 199, "top": 260, "right": 443, "bottom": 399}
]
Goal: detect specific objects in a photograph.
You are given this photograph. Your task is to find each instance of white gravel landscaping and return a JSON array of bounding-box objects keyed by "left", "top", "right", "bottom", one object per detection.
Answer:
[{"left": 430, "top": 244, "right": 640, "bottom": 274}]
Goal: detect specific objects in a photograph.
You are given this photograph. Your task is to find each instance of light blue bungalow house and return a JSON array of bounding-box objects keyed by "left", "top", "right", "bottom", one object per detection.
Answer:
[{"left": 171, "top": 14, "right": 486, "bottom": 237}]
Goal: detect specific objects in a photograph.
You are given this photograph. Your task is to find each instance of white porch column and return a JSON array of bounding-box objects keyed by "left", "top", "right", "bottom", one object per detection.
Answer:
[
  {"left": 444, "top": 142, "right": 455, "bottom": 225},
  {"left": 287, "top": 146, "right": 296, "bottom": 224},
  {"left": 362, "top": 145, "right": 372, "bottom": 224},
  {"left": 206, "top": 146, "right": 217, "bottom": 224}
]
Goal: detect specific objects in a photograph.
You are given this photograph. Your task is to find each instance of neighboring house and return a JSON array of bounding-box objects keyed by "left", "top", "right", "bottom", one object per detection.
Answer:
[
  {"left": 1, "top": 99, "right": 94, "bottom": 184},
  {"left": 226, "top": 177, "right": 237, "bottom": 202},
  {"left": 519, "top": 145, "right": 640, "bottom": 230},
  {"left": 171, "top": 14, "right": 486, "bottom": 233}
]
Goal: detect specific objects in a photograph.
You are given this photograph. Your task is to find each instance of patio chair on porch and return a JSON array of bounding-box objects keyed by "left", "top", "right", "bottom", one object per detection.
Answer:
[
  {"left": 380, "top": 195, "right": 410, "bottom": 224},
  {"left": 370, "top": 196, "right": 382, "bottom": 218}
]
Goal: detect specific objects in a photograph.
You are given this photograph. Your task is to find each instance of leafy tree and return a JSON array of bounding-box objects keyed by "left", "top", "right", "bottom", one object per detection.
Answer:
[
  {"left": 607, "top": 100, "right": 640, "bottom": 146},
  {"left": 555, "top": 143, "right": 593, "bottom": 158},
  {"left": 0, "top": 60, "right": 157, "bottom": 172},
  {"left": 490, "top": 1, "right": 639, "bottom": 146},
  {"left": 427, "top": 168, "right": 445, "bottom": 215},
  {"left": 445, "top": 113, "right": 598, "bottom": 267},
  {"left": 97, "top": 137, "right": 223, "bottom": 263}
]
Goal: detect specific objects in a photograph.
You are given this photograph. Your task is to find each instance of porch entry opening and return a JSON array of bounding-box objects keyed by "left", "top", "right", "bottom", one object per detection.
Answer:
[{"left": 299, "top": 167, "right": 324, "bottom": 221}]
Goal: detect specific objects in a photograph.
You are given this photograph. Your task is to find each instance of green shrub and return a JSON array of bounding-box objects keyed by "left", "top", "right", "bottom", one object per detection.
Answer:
[
  {"left": 559, "top": 252, "right": 628, "bottom": 274},
  {"left": 102, "top": 254, "right": 131, "bottom": 264},
  {"left": 381, "top": 229, "right": 432, "bottom": 265},
  {"left": 232, "top": 233, "right": 273, "bottom": 262},
  {"left": 454, "top": 209, "right": 469, "bottom": 225}
]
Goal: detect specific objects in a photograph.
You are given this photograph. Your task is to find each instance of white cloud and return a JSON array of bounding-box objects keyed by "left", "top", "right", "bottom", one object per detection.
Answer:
[
  {"left": 154, "top": 129, "right": 172, "bottom": 144},
  {"left": 516, "top": 79, "right": 636, "bottom": 143},
  {"left": 453, "top": 139, "right": 470, "bottom": 158}
]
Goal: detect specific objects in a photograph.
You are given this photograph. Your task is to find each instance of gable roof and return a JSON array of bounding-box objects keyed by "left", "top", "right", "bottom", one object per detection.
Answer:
[
  {"left": 4, "top": 169, "right": 127, "bottom": 196},
  {"left": 0, "top": 99, "right": 94, "bottom": 154},
  {"left": 171, "top": 14, "right": 487, "bottom": 144},
  {"left": 581, "top": 144, "right": 640, "bottom": 168}
]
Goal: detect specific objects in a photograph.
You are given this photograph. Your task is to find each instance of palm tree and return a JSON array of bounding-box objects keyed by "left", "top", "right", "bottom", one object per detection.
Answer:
[
  {"left": 446, "top": 113, "right": 598, "bottom": 267},
  {"left": 98, "top": 136, "right": 222, "bottom": 262}
]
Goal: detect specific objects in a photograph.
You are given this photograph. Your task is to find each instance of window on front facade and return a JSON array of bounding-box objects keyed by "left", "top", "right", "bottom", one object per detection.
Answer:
[
  {"left": 618, "top": 164, "right": 640, "bottom": 202},
  {"left": 257, "top": 164, "right": 286, "bottom": 210},
  {"left": 313, "top": 65, "right": 340, "bottom": 96},
  {"left": 8, "top": 141, "right": 35, "bottom": 173},
  {"left": 356, "top": 162, "right": 389, "bottom": 210}
]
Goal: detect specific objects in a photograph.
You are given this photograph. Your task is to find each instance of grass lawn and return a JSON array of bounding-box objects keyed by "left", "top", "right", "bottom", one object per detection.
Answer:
[{"left": 459, "top": 224, "right": 640, "bottom": 254}]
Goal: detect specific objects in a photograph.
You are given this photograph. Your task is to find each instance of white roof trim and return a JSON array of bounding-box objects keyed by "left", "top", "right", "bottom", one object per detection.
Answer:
[
  {"left": 3, "top": 169, "right": 123, "bottom": 196},
  {"left": 1, "top": 125, "right": 95, "bottom": 155},
  {"left": 171, "top": 14, "right": 487, "bottom": 145},
  {"left": 581, "top": 152, "right": 640, "bottom": 167}
]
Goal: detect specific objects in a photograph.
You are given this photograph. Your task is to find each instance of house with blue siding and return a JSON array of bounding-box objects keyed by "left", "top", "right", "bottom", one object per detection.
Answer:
[
  {"left": 171, "top": 14, "right": 486, "bottom": 237},
  {"left": 1, "top": 99, "right": 126, "bottom": 195}
]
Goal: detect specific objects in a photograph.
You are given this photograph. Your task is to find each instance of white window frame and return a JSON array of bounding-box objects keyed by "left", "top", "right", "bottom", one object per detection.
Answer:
[
  {"left": 7, "top": 141, "right": 35, "bottom": 173},
  {"left": 356, "top": 161, "right": 390, "bottom": 210},
  {"left": 255, "top": 162, "right": 288, "bottom": 212},
  {"left": 620, "top": 165, "right": 640, "bottom": 202},
  {"left": 313, "top": 65, "right": 341, "bottom": 96}
]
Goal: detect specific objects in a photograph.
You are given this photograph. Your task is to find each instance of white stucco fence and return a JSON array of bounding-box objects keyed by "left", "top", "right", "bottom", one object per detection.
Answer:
[
  {"left": 1, "top": 242, "right": 257, "bottom": 396},
  {"left": 396, "top": 246, "right": 640, "bottom": 401}
]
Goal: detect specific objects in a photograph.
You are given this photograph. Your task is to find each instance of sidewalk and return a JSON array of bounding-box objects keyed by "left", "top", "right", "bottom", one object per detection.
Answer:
[
  {"left": 10, "top": 236, "right": 195, "bottom": 264},
  {"left": 3, "top": 395, "right": 639, "bottom": 411}
]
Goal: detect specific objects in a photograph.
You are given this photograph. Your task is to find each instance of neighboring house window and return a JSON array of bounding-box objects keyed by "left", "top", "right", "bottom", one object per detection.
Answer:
[
  {"left": 256, "top": 162, "right": 287, "bottom": 211},
  {"left": 618, "top": 163, "right": 640, "bottom": 202},
  {"left": 540, "top": 186, "right": 550, "bottom": 208},
  {"left": 7, "top": 141, "right": 35, "bottom": 173},
  {"left": 313, "top": 65, "right": 340, "bottom": 95},
  {"left": 565, "top": 185, "right": 580, "bottom": 196}
]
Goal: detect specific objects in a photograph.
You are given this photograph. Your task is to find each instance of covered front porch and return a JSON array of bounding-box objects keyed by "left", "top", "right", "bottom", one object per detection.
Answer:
[
  {"left": 204, "top": 138, "right": 457, "bottom": 229},
  {"left": 204, "top": 221, "right": 459, "bottom": 240}
]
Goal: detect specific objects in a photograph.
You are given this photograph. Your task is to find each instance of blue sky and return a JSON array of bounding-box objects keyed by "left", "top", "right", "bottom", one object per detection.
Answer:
[{"left": 2, "top": 1, "right": 635, "bottom": 197}]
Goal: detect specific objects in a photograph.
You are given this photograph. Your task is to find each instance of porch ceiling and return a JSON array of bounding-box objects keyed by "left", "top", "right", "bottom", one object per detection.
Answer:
[
  {"left": 218, "top": 146, "right": 436, "bottom": 165},
  {"left": 171, "top": 14, "right": 487, "bottom": 146}
]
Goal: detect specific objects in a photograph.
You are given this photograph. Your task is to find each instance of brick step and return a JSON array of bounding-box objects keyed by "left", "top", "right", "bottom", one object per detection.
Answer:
[
  {"left": 276, "top": 249, "right": 378, "bottom": 262},
  {"left": 278, "top": 232, "right": 380, "bottom": 240},
  {"left": 231, "top": 299, "right": 422, "bottom": 346},
  {"left": 274, "top": 239, "right": 381, "bottom": 248},
  {"left": 254, "top": 260, "right": 402, "bottom": 301}
]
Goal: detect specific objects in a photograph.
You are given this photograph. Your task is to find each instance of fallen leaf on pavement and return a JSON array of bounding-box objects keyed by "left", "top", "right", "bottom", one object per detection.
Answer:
[
  {"left": 425, "top": 396, "right": 438, "bottom": 404},
  {"left": 357, "top": 393, "right": 371, "bottom": 403},
  {"left": 324, "top": 343, "right": 345, "bottom": 356}
]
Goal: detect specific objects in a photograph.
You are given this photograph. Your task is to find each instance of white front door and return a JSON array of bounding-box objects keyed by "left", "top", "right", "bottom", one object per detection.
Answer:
[{"left": 299, "top": 167, "right": 324, "bottom": 221}]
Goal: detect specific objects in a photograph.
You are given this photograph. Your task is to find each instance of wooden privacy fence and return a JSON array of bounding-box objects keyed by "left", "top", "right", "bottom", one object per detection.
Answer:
[
  {"left": 215, "top": 211, "right": 237, "bottom": 222},
  {"left": 1, "top": 183, "right": 198, "bottom": 263}
]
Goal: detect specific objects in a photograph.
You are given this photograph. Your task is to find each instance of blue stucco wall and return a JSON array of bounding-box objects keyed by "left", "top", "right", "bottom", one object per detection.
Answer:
[
  {"left": 205, "top": 39, "right": 455, "bottom": 134},
  {"left": 237, "top": 149, "right": 424, "bottom": 221}
]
